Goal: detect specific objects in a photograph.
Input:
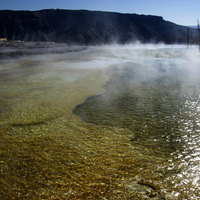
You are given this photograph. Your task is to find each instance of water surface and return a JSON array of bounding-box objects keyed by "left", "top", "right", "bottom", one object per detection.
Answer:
[{"left": 1, "top": 45, "right": 200, "bottom": 199}]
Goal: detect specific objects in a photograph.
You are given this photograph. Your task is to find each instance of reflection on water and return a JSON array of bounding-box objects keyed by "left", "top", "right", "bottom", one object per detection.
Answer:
[
  {"left": 74, "top": 62, "right": 186, "bottom": 153},
  {"left": 1, "top": 45, "right": 200, "bottom": 199}
]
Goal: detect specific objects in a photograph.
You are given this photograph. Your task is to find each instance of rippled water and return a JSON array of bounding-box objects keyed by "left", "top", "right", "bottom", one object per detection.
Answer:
[
  {"left": 74, "top": 45, "right": 200, "bottom": 199},
  {"left": 1, "top": 44, "right": 200, "bottom": 199}
]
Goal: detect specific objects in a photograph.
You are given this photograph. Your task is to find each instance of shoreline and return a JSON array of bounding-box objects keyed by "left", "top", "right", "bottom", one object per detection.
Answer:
[{"left": 0, "top": 41, "right": 87, "bottom": 56}]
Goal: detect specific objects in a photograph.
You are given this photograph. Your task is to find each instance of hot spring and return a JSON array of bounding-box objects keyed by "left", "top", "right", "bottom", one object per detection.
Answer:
[{"left": 1, "top": 44, "right": 200, "bottom": 199}]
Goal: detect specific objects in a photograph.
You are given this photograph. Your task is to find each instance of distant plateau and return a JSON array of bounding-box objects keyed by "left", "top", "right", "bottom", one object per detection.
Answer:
[{"left": 0, "top": 9, "right": 199, "bottom": 45}]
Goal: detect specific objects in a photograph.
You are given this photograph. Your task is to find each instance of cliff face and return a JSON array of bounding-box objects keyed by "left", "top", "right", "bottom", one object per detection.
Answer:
[{"left": 0, "top": 9, "right": 197, "bottom": 44}]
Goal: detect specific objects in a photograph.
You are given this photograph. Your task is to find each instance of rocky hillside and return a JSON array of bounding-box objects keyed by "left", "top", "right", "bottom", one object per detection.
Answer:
[{"left": 0, "top": 9, "right": 198, "bottom": 44}]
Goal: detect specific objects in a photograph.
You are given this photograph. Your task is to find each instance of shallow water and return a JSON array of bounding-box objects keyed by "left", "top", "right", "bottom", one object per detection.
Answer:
[{"left": 1, "top": 45, "right": 200, "bottom": 199}]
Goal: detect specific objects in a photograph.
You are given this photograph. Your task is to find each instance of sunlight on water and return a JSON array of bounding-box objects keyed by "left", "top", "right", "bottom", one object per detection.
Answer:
[{"left": 1, "top": 44, "right": 200, "bottom": 199}]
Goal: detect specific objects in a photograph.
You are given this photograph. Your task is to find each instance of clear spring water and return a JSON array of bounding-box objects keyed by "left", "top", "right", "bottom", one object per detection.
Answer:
[{"left": 1, "top": 44, "right": 200, "bottom": 199}]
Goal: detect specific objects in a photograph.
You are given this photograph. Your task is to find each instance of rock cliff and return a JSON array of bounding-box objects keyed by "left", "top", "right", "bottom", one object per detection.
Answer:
[{"left": 0, "top": 9, "right": 198, "bottom": 44}]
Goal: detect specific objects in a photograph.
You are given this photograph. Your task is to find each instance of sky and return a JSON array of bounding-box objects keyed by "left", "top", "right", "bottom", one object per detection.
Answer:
[{"left": 0, "top": 0, "right": 199, "bottom": 26}]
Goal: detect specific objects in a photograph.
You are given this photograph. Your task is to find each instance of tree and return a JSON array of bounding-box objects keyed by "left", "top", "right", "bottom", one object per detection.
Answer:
[
  {"left": 190, "top": 30, "right": 193, "bottom": 44},
  {"left": 197, "top": 20, "right": 200, "bottom": 52},
  {"left": 187, "top": 27, "right": 190, "bottom": 47}
]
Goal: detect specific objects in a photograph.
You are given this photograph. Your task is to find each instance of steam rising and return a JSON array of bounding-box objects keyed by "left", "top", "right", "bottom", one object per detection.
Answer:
[
  {"left": 1, "top": 43, "right": 200, "bottom": 88},
  {"left": 69, "top": 43, "right": 200, "bottom": 92},
  {"left": 2, "top": 43, "right": 200, "bottom": 97}
]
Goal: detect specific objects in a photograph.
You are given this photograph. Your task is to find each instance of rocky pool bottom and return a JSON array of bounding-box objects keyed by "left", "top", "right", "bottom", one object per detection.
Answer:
[{"left": 0, "top": 46, "right": 200, "bottom": 199}]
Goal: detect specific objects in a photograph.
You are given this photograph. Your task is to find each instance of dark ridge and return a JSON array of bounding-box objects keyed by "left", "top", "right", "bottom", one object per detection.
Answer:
[{"left": 0, "top": 9, "right": 198, "bottom": 44}]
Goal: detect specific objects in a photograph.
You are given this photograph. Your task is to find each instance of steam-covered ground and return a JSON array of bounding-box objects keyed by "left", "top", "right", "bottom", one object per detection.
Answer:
[{"left": 1, "top": 44, "right": 200, "bottom": 199}]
